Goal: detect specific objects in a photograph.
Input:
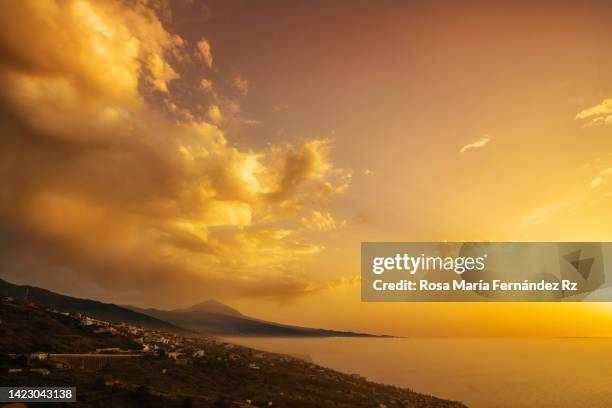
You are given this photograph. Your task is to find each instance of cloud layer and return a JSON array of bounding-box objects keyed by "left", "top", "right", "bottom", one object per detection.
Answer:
[
  {"left": 575, "top": 98, "right": 612, "bottom": 127},
  {"left": 0, "top": 0, "right": 350, "bottom": 306}
]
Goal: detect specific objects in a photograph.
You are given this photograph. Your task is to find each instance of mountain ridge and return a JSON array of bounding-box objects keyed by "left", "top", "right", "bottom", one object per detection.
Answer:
[
  {"left": 0, "top": 278, "right": 188, "bottom": 333},
  {"left": 127, "top": 302, "right": 391, "bottom": 338},
  {"left": 0, "top": 277, "right": 390, "bottom": 338},
  {"left": 173, "top": 298, "right": 243, "bottom": 317}
]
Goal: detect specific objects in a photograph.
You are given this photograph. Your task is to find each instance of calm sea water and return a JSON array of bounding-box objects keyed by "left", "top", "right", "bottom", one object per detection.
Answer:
[{"left": 224, "top": 337, "right": 612, "bottom": 408}]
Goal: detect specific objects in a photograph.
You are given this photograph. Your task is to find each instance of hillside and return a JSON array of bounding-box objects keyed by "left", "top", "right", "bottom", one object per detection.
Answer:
[
  {"left": 0, "top": 303, "right": 466, "bottom": 408},
  {"left": 0, "top": 278, "right": 383, "bottom": 337},
  {"left": 0, "top": 278, "right": 187, "bottom": 333},
  {"left": 129, "top": 305, "right": 388, "bottom": 337},
  {"left": 0, "top": 302, "right": 138, "bottom": 353}
]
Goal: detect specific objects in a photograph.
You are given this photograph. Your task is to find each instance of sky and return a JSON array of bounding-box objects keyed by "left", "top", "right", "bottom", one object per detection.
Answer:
[{"left": 1, "top": 0, "right": 612, "bottom": 337}]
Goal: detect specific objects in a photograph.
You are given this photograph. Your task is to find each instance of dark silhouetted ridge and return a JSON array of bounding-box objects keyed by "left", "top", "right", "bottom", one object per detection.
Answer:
[{"left": 0, "top": 278, "right": 187, "bottom": 333}]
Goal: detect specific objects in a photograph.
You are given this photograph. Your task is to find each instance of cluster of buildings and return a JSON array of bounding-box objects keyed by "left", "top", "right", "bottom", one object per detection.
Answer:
[
  {"left": 2, "top": 296, "right": 280, "bottom": 375},
  {"left": 54, "top": 309, "right": 211, "bottom": 363},
  {"left": 2, "top": 296, "right": 212, "bottom": 369}
]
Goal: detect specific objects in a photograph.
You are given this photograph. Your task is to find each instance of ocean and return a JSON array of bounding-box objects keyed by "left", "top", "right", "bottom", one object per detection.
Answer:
[{"left": 224, "top": 337, "right": 612, "bottom": 408}]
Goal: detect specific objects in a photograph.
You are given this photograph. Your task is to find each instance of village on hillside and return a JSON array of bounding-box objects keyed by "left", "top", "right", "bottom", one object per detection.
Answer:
[
  {"left": 0, "top": 295, "right": 269, "bottom": 372},
  {"left": 0, "top": 296, "right": 466, "bottom": 408}
]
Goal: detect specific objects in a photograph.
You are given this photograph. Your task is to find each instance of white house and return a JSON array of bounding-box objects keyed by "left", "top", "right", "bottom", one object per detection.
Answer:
[{"left": 30, "top": 352, "right": 48, "bottom": 360}]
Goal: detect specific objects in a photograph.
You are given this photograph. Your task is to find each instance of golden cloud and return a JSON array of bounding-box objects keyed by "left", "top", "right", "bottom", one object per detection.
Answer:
[
  {"left": 0, "top": 0, "right": 350, "bottom": 306},
  {"left": 231, "top": 75, "right": 249, "bottom": 96},
  {"left": 196, "top": 38, "right": 213, "bottom": 69},
  {"left": 575, "top": 98, "right": 612, "bottom": 127},
  {"left": 301, "top": 211, "right": 346, "bottom": 231},
  {"left": 459, "top": 135, "right": 490, "bottom": 154}
]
